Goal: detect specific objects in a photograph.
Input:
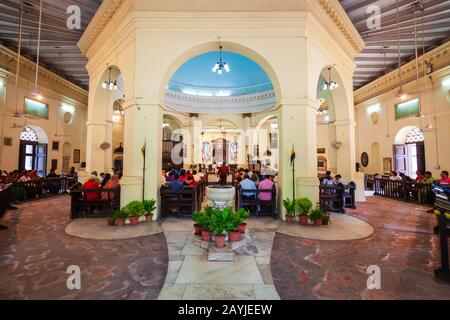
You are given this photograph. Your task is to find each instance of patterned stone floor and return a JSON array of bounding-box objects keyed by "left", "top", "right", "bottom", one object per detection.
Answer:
[
  {"left": 271, "top": 196, "right": 450, "bottom": 300},
  {"left": 0, "top": 196, "right": 168, "bottom": 300}
]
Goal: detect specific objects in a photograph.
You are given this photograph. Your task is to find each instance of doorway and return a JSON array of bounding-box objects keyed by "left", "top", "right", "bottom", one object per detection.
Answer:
[
  {"left": 18, "top": 127, "right": 48, "bottom": 177},
  {"left": 393, "top": 127, "right": 425, "bottom": 178},
  {"left": 212, "top": 138, "right": 230, "bottom": 164}
]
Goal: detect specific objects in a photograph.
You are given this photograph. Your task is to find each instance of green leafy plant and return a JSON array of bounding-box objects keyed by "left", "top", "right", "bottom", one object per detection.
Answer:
[
  {"left": 236, "top": 208, "right": 251, "bottom": 223},
  {"left": 296, "top": 198, "right": 313, "bottom": 216},
  {"left": 122, "top": 200, "right": 145, "bottom": 217},
  {"left": 309, "top": 208, "right": 324, "bottom": 221},
  {"left": 283, "top": 198, "right": 296, "bottom": 217},
  {"left": 143, "top": 199, "right": 156, "bottom": 216},
  {"left": 193, "top": 211, "right": 211, "bottom": 231},
  {"left": 210, "top": 208, "right": 232, "bottom": 235},
  {"left": 112, "top": 209, "right": 128, "bottom": 220}
]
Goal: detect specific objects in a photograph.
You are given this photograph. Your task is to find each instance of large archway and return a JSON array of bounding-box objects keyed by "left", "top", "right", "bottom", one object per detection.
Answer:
[
  {"left": 18, "top": 126, "right": 48, "bottom": 177},
  {"left": 394, "top": 126, "right": 426, "bottom": 178}
]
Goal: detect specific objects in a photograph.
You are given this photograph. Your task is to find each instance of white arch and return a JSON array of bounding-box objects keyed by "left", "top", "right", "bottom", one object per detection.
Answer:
[
  {"left": 27, "top": 125, "right": 48, "bottom": 144},
  {"left": 394, "top": 126, "right": 419, "bottom": 145},
  {"left": 159, "top": 41, "right": 282, "bottom": 108}
]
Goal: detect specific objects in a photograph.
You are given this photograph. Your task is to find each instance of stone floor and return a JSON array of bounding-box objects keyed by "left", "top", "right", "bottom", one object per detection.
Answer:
[
  {"left": 270, "top": 197, "right": 450, "bottom": 300},
  {"left": 1, "top": 194, "right": 449, "bottom": 300},
  {"left": 157, "top": 218, "right": 281, "bottom": 300},
  {"left": 0, "top": 196, "right": 168, "bottom": 300}
]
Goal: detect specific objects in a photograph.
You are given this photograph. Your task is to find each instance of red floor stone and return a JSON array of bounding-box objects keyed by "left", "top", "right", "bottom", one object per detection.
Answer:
[
  {"left": 270, "top": 196, "right": 450, "bottom": 300},
  {"left": 0, "top": 196, "right": 168, "bottom": 300}
]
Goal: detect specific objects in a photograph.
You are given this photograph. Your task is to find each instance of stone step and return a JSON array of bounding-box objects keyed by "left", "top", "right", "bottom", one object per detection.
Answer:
[{"left": 208, "top": 245, "right": 234, "bottom": 262}]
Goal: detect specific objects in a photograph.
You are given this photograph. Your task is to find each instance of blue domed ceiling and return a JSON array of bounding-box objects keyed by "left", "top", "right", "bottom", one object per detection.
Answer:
[{"left": 168, "top": 51, "right": 273, "bottom": 97}]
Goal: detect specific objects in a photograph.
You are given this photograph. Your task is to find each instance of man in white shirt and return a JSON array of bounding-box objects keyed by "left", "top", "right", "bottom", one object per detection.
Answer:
[
  {"left": 335, "top": 174, "right": 348, "bottom": 185},
  {"left": 389, "top": 171, "right": 402, "bottom": 181}
]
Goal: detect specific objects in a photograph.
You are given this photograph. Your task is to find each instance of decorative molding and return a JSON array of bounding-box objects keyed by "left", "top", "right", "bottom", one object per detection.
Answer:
[
  {"left": 317, "top": 0, "right": 365, "bottom": 53},
  {"left": 164, "top": 89, "right": 276, "bottom": 115},
  {"left": 354, "top": 41, "right": 450, "bottom": 105},
  {"left": 0, "top": 45, "right": 88, "bottom": 105},
  {"left": 78, "top": 0, "right": 126, "bottom": 55}
]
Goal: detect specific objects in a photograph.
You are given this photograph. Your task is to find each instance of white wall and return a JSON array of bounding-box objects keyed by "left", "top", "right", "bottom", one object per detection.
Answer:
[
  {"left": 0, "top": 77, "right": 87, "bottom": 174},
  {"left": 355, "top": 66, "right": 450, "bottom": 177}
]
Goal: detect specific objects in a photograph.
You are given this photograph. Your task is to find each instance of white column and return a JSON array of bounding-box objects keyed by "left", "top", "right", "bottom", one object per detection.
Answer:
[
  {"left": 334, "top": 119, "right": 356, "bottom": 182},
  {"left": 85, "top": 121, "right": 107, "bottom": 173},
  {"left": 192, "top": 118, "right": 202, "bottom": 166},
  {"left": 278, "top": 100, "right": 319, "bottom": 219},
  {"left": 120, "top": 100, "right": 162, "bottom": 214},
  {"left": 104, "top": 120, "right": 113, "bottom": 173}
]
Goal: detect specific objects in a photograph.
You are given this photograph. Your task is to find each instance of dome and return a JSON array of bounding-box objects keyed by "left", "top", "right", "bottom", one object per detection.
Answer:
[{"left": 168, "top": 51, "right": 273, "bottom": 97}]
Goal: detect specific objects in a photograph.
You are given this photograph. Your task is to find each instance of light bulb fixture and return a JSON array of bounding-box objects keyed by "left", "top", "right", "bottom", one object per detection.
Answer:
[
  {"left": 395, "top": 0, "right": 408, "bottom": 100},
  {"left": 270, "top": 121, "right": 278, "bottom": 129},
  {"left": 212, "top": 42, "right": 230, "bottom": 75},
  {"left": 103, "top": 67, "right": 118, "bottom": 90},
  {"left": 323, "top": 67, "right": 338, "bottom": 90}
]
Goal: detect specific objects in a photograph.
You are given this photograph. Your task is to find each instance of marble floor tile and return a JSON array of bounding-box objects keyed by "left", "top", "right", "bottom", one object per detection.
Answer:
[
  {"left": 175, "top": 255, "right": 264, "bottom": 285},
  {"left": 165, "top": 231, "right": 190, "bottom": 244},
  {"left": 253, "top": 284, "right": 280, "bottom": 300},
  {"left": 157, "top": 284, "right": 186, "bottom": 300},
  {"left": 182, "top": 284, "right": 256, "bottom": 300}
]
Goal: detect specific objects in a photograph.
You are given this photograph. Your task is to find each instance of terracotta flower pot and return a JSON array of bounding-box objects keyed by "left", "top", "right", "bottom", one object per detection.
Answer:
[
  {"left": 286, "top": 216, "right": 294, "bottom": 224},
  {"left": 115, "top": 218, "right": 124, "bottom": 226},
  {"left": 107, "top": 218, "right": 115, "bottom": 226},
  {"left": 215, "top": 234, "right": 226, "bottom": 248},
  {"left": 314, "top": 218, "right": 323, "bottom": 227},
  {"left": 323, "top": 217, "right": 330, "bottom": 225},
  {"left": 238, "top": 223, "right": 247, "bottom": 234},
  {"left": 194, "top": 224, "right": 203, "bottom": 235},
  {"left": 229, "top": 230, "right": 240, "bottom": 242},
  {"left": 129, "top": 216, "right": 140, "bottom": 226},
  {"left": 299, "top": 215, "right": 309, "bottom": 225},
  {"left": 145, "top": 215, "right": 153, "bottom": 223},
  {"left": 202, "top": 230, "right": 211, "bottom": 242}
]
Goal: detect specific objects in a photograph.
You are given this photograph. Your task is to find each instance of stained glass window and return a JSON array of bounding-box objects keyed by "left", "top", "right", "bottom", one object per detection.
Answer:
[
  {"left": 405, "top": 128, "right": 424, "bottom": 144},
  {"left": 20, "top": 127, "right": 38, "bottom": 142},
  {"left": 230, "top": 142, "right": 238, "bottom": 161},
  {"left": 202, "top": 142, "right": 211, "bottom": 162}
]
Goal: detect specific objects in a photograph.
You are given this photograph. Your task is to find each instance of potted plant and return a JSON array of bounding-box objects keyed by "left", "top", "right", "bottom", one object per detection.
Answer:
[
  {"left": 210, "top": 208, "right": 232, "bottom": 248},
  {"left": 123, "top": 201, "right": 145, "bottom": 226},
  {"left": 322, "top": 212, "right": 330, "bottom": 225},
  {"left": 107, "top": 210, "right": 115, "bottom": 226},
  {"left": 112, "top": 209, "right": 127, "bottom": 226},
  {"left": 236, "top": 208, "right": 251, "bottom": 233},
  {"left": 310, "top": 208, "right": 324, "bottom": 226},
  {"left": 143, "top": 199, "right": 156, "bottom": 223},
  {"left": 228, "top": 210, "right": 241, "bottom": 242},
  {"left": 283, "top": 198, "right": 296, "bottom": 223},
  {"left": 296, "top": 197, "right": 313, "bottom": 225},
  {"left": 192, "top": 211, "right": 204, "bottom": 235}
]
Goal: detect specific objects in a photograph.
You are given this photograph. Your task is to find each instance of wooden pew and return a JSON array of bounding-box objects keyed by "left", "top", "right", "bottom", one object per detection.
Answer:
[
  {"left": 0, "top": 184, "right": 12, "bottom": 230},
  {"left": 236, "top": 184, "right": 277, "bottom": 218},
  {"left": 70, "top": 186, "right": 121, "bottom": 219},
  {"left": 160, "top": 185, "right": 199, "bottom": 218}
]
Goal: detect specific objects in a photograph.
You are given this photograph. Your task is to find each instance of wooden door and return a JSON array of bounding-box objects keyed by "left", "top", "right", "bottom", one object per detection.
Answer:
[
  {"left": 35, "top": 144, "right": 47, "bottom": 177},
  {"left": 416, "top": 142, "right": 426, "bottom": 173},
  {"left": 393, "top": 144, "right": 408, "bottom": 174}
]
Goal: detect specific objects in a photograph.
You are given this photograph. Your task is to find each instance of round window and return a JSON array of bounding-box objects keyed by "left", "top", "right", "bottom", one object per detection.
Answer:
[{"left": 63, "top": 112, "right": 73, "bottom": 124}]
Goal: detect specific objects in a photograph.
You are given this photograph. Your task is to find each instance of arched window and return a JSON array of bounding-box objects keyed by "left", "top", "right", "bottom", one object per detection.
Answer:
[
  {"left": 405, "top": 128, "right": 424, "bottom": 144},
  {"left": 20, "top": 127, "right": 38, "bottom": 142},
  {"left": 202, "top": 142, "right": 211, "bottom": 162}
]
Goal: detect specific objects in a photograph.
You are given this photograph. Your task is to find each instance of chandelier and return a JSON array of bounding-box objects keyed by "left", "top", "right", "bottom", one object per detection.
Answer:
[
  {"left": 212, "top": 44, "right": 230, "bottom": 75},
  {"left": 102, "top": 67, "right": 118, "bottom": 90},
  {"left": 323, "top": 67, "right": 338, "bottom": 90}
]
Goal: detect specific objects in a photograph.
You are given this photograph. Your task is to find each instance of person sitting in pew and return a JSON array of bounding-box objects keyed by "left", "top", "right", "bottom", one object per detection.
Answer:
[
  {"left": 399, "top": 172, "right": 412, "bottom": 182},
  {"left": 101, "top": 174, "right": 119, "bottom": 200},
  {"left": 415, "top": 170, "right": 425, "bottom": 182},
  {"left": 183, "top": 174, "right": 197, "bottom": 188},
  {"left": 83, "top": 175, "right": 100, "bottom": 201},
  {"left": 258, "top": 175, "right": 274, "bottom": 201},
  {"left": 439, "top": 170, "right": 450, "bottom": 185},
  {"left": 46, "top": 168, "right": 59, "bottom": 178},
  {"left": 335, "top": 174, "right": 348, "bottom": 186},
  {"left": 240, "top": 174, "right": 257, "bottom": 199},
  {"left": 422, "top": 171, "right": 436, "bottom": 184},
  {"left": 169, "top": 174, "right": 183, "bottom": 191},
  {"left": 389, "top": 171, "right": 402, "bottom": 181}
]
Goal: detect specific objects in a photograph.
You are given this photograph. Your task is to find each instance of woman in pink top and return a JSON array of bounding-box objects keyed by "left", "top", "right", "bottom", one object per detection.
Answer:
[{"left": 258, "top": 175, "right": 274, "bottom": 201}]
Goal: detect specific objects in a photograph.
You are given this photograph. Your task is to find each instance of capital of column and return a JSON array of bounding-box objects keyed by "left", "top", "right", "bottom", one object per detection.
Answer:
[
  {"left": 280, "top": 97, "right": 320, "bottom": 111},
  {"left": 334, "top": 119, "right": 356, "bottom": 127},
  {"left": 86, "top": 120, "right": 107, "bottom": 127},
  {"left": 123, "top": 97, "right": 160, "bottom": 110}
]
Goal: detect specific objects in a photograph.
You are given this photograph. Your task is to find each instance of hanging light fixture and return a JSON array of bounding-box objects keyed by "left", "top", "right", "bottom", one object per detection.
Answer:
[
  {"left": 395, "top": 0, "right": 407, "bottom": 100},
  {"left": 212, "top": 41, "right": 230, "bottom": 75},
  {"left": 323, "top": 67, "right": 338, "bottom": 90},
  {"left": 31, "top": 0, "right": 44, "bottom": 100},
  {"left": 102, "top": 67, "right": 118, "bottom": 90}
]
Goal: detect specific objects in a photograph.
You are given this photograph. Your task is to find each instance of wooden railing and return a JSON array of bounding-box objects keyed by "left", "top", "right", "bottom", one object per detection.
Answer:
[
  {"left": 10, "top": 176, "right": 77, "bottom": 203},
  {"left": 160, "top": 179, "right": 206, "bottom": 218},
  {"left": 70, "top": 186, "right": 121, "bottom": 219},
  {"left": 319, "top": 182, "right": 356, "bottom": 213},
  {"left": 374, "top": 177, "right": 434, "bottom": 205},
  {"left": 0, "top": 184, "right": 13, "bottom": 229}
]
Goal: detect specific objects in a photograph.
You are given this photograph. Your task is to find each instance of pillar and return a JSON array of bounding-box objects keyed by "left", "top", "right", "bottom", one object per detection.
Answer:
[
  {"left": 120, "top": 99, "right": 162, "bottom": 215},
  {"left": 278, "top": 99, "right": 319, "bottom": 219},
  {"left": 83, "top": 120, "right": 107, "bottom": 179},
  {"left": 334, "top": 119, "right": 356, "bottom": 182}
]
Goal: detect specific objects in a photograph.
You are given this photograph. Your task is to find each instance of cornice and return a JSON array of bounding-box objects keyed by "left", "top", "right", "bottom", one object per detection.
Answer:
[
  {"left": 354, "top": 41, "right": 450, "bottom": 105},
  {"left": 78, "top": 0, "right": 126, "bottom": 55},
  {"left": 317, "top": 0, "right": 364, "bottom": 54},
  {"left": 0, "top": 45, "right": 88, "bottom": 105},
  {"left": 78, "top": 0, "right": 363, "bottom": 57},
  {"left": 164, "top": 89, "right": 276, "bottom": 115}
]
